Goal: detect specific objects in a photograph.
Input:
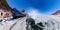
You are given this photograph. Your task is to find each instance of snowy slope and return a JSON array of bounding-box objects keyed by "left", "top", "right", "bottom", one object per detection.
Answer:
[
  {"left": 30, "top": 14, "right": 60, "bottom": 30},
  {"left": 0, "top": 14, "right": 60, "bottom": 30},
  {"left": 0, "top": 17, "right": 27, "bottom": 30}
]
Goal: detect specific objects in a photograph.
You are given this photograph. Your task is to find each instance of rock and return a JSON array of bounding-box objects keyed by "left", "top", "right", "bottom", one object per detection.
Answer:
[
  {"left": 52, "top": 10, "right": 60, "bottom": 15},
  {"left": 12, "top": 8, "right": 27, "bottom": 19}
]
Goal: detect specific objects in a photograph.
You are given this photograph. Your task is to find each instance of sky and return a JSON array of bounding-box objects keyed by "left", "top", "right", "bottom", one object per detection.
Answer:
[{"left": 6, "top": 0, "right": 60, "bottom": 14}]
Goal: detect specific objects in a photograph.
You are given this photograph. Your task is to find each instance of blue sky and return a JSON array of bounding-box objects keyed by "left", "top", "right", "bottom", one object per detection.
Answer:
[{"left": 7, "top": 0, "right": 60, "bottom": 14}]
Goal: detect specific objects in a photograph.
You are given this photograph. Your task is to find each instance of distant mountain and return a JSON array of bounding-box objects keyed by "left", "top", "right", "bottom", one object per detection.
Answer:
[
  {"left": 0, "top": 0, "right": 27, "bottom": 19},
  {"left": 52, "top": 10, "right": 60, "bottom": 15},
  {"left": 12, "top": 8, "right": 27, "bottom": 19}
]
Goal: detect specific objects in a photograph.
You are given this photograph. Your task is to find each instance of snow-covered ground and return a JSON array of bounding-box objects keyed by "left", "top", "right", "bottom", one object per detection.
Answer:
[
  {"left": 0, "top": 14, "right": 60, "bottom": 30},
  {"left": 0, "top": 17, "right": 27, "bottom": 30},
  {"left": 30, "top": 14, "right": 60, "bottom": 30}
]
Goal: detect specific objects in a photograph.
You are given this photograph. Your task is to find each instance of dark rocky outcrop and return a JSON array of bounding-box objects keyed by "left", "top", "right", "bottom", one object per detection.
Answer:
[
  {"left": 26, "top": 18, "right": 45, "bottom": 30},
  {"left": 12, "top": 8, "right": 27, "bottom": 19}
]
